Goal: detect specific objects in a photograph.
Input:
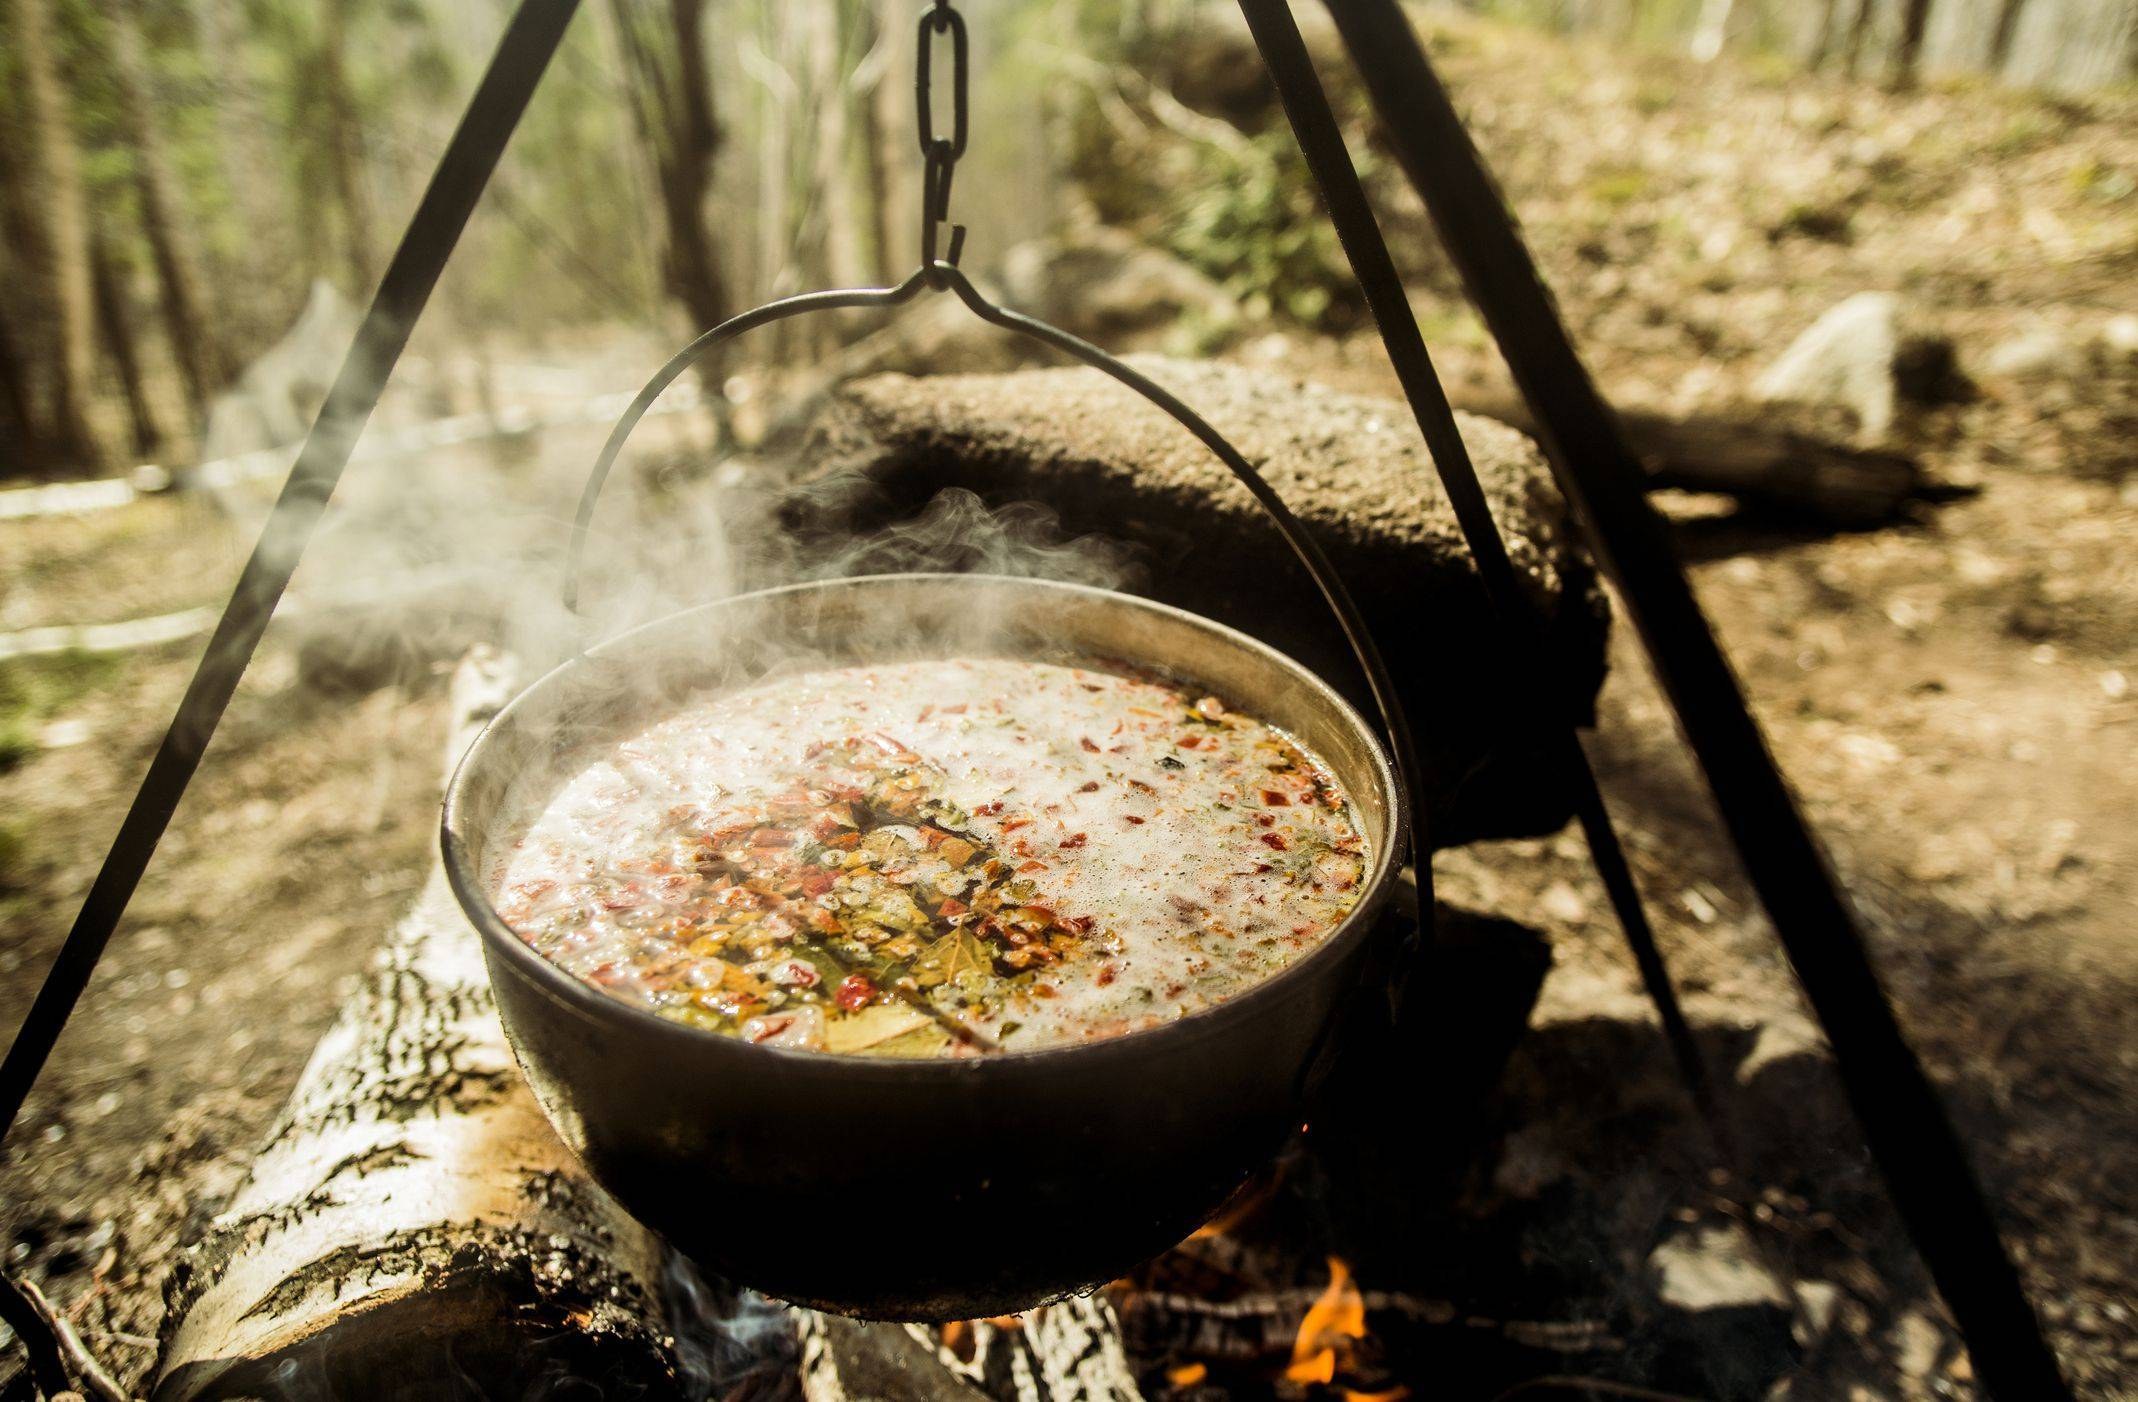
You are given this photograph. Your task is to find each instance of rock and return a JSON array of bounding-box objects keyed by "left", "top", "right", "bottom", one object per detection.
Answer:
[
  {"left": 1736, "top": 1008, "right": 1827, "bottom": 1086},
  {"left": 1792, "top": 1279, "right": 1843, "bottom": 1349},
  {"left": 1890, "top": 1308, "right": 1950, "bottom": 1379},
  {"left": 1982, "top": 324, "right": 2090, "bottom": 380},
  {"left": 1755, "top": 293, "right": 1967, "bottom": 439},
  {"left": 754, "top": 232, "right": 1239, "bottom": 443},
  {"left": 791, "top": 357, "right": 1612, "bottom": 844},
  {"left": 1651, "top": 1222, "right": 1792, "bottom": 1313},
  {"left": 996, "top": 226, "right": 1238, "bottom": 346},
  {"left": 1648, "top": 1221, "right": 1800, "bottom": 1400},
  {"left": 2103, "top": 313, "right": 2138, "bottom": 361}
]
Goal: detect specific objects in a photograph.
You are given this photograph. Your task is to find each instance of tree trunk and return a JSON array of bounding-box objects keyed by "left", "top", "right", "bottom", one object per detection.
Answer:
[
  {"left": 105, "top": 0, "right": 227, "bottom": 420},
  {"left": 13, "top": 0, "right": 108, "bottom": 471},
  {"left": 1987, "top": 0, "right": 2032, "bottom": 68},
  {"left": 90, "top": 233, "right": 165, "bottom": 459},
  {"left": 320, "top": 0, "right": 377, "bottom": 292},
  {"left": 1841, "top": 0, "right": 1880, "bottom": 77},
  {"left": 613, "top": 0, "right": 730, "bottom": 333},
  {"left": 1689, "top": 0, "right": 1736, "bottom": 61},
  {"left": 1890, "top": 0, "right": 1935, "bottom": 85},
  {"left": 0, "top": 304, "right": 42, "bottom": 471},
  {"left": 154, "top": 651, "right": 689, "bottom": 1399},
  {"left": 851, "top": 0, "right": 895, "bottom": 285}
]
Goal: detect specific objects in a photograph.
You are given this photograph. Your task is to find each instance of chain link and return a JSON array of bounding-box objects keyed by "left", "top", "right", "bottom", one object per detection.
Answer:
[{"left": 915, "top": 0, "right": 969, "bottom": 273}]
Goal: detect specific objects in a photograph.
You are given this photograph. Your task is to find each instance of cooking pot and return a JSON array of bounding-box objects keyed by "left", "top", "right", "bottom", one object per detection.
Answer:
[{"left": 442, "top": 572, "right": 1407, "bottom": 1319}]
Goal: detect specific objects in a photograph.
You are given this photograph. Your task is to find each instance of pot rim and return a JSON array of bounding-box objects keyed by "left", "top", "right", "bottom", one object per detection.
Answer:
[{"left": 441, "top": 572, "right": 1409, "bottom": 1076}]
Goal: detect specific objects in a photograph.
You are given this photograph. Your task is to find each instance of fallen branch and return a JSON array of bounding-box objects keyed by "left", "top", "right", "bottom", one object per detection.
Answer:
[{"left": 1453, "top": 392, "right": 1925, "bottom": 528}]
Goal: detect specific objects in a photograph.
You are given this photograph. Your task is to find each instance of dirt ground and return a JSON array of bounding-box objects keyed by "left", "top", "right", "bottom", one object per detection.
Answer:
[{"left": 3, "top": 13, "right": 2134, "bottom": 1397}]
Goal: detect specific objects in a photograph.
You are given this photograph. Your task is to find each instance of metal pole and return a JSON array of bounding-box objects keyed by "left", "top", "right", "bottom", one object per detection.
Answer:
[
  {"left": 1224, "top": 4, "right": 1728, "bottom": 1149},
  {"left": 0, "top": 0, "right": 583, "bottom": 1144},
  {"left": 1294, "top": 2, "right": 2068, "bottom": 1394}
]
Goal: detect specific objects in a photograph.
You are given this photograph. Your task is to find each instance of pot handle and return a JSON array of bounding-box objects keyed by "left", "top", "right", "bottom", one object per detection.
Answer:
[{"left": 563, "top": 264, "right": 1423, "bottom": 859}]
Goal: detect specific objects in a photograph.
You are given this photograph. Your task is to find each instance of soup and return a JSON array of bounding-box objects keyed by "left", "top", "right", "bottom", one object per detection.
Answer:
[{"left": 492, "top": 657, "right": 1367, "bottom": 1056}]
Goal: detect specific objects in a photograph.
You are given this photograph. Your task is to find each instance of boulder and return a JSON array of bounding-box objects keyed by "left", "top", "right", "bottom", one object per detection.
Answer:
[
  {"left": 995, "top": 225, "right": 1238, "bottom": 345},
  {"left": 788, "top": 358, "right": 1610, "bottom": 846},
  {"left": 1647, "top": 1222, "right": 1800, "bottom": 1400},
  {"left": 1755, "top": 293, "right": 1969, "bottom": 439}
]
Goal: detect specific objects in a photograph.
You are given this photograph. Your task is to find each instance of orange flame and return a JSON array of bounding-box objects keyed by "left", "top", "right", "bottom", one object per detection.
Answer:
[{"left": 1286, "top": 1256, "right": 1408, "bottom": 1401}]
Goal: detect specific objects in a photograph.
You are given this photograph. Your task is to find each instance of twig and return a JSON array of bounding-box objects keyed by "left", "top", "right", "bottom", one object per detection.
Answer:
[{"left": 0, "top": 1272, "right": 131, "bottom": 1402}]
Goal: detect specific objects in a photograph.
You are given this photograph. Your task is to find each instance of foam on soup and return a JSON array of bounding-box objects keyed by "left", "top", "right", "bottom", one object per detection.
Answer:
[{"left": 492, "top": 657, "right": 1368, "bottom": 1057}]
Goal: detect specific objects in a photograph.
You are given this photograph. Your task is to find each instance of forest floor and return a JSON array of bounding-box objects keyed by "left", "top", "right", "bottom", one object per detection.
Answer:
[{"left": 2, "top": 11, "right": 2134, "bottom": 1398}]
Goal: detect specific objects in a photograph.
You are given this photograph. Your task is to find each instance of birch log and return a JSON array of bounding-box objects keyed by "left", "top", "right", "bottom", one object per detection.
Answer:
[
  {"left": 153, "top": 650, "right": 685, "bottom": 1399},
  {"left": 799, "top": 1297, "right": 1145, "bottom": 1402}
]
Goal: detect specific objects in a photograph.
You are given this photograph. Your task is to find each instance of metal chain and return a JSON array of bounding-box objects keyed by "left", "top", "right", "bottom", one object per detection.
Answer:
[{"left": 915, "top": 0, "right": 969, "bottom": 275}]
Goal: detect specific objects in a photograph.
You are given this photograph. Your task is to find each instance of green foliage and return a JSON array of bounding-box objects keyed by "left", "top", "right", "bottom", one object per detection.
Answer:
[
  {"left": 0, "top": 649, "right": 124, "bottom": 775},
  {"left": 0, "top": 816, "right": 30, "bottom": 891},
  {"left": 1157, "top": 127, "right": 1363, "bottom": 331}
]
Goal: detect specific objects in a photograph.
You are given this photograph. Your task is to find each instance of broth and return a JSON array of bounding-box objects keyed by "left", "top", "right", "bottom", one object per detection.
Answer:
[{"left": 492, "top": 657, "right": 1367, "bottom": 1056}]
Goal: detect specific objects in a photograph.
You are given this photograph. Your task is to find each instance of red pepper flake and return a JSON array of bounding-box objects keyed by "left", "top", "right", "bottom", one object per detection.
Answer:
[
  {"left": 1127, "top": 779, "right": 1158, "bottom": 796},
  {"left": 1017, "top": 859, "right": 1048, "bottom": 873},
  {"left": 1062, "top": 915, "right": 1096, "bottom": 934},
  {"left": 1260, "top": 789, "right": 1291, "bottom": 806},
  {"left": 1077, "top": 780, "right": 1100, "bottom": 793},
  {"left": 1259, "top": 832, "right": 1289, "bottom": 851},
  {"left": 1096, "top": 964, "right": 1117, "bottom": 986},
  {"left": 1079, "top": 737, "right": 1100, "bottom": 752},
  {"left": 938, "top": 896, "right": 968, "bottom": 917},
  {"left": 1124, "top": 815, "right": 1146, "bottom": 825},
  {"left": 1001, "top": 816, "right": 1032, "bottom": 832},
  {"left": 796, "top": 869, "right": 836, "bottom": 896},
  {"left": 1256, "top": 814, "right": 1276, "bottom": 828},
  {"left": 940, "top": 703, "right": 968, "bottom": 715},
  {"left": 1059, "top": 833, "right": 1089, "bottom": 850},
  {"left": 834, "top": 974, "right": 875, "bottom": 1011},
  {"left": 975, "top": 800, "right": 1004, "bottom": 816}
]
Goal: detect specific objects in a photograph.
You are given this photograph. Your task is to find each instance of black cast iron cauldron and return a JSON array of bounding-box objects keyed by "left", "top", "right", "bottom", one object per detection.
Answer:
[{"left": 441, "top": 573, "right": 1408, "bottom": 1320}]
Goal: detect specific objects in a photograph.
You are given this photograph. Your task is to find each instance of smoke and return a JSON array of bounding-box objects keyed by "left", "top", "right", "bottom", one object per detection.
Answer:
[{"left": 664, "top": 1253, "right": 802, "bottom": 1401}]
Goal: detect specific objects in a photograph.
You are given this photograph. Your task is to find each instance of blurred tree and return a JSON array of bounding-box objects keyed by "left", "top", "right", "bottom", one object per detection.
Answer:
[
  {"left": 1989, "top": 0, "right": 2034, "bottom": 66},
  {"left": 320, "top": 0, "right": 379, "bottom": 290},
  {"left": 12, "top": 0, "right": 108, "bottom": 470},
  {"left": 90, "top": 228, "right": 166, "bottom": 457},
  {"left": 0, "top": 136, "right": 45, "bottom": 469},
  {"left": 611, "top": 0, "right": 730, "bottom": 335},
  {"left": 103, "top": 0, "right": 226, "bottom": 418}
]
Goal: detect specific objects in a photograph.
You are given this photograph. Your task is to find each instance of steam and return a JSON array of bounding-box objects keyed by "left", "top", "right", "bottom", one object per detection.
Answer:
[{"left": 260, "top": 372, "right": 1136, "bottom": 700}]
